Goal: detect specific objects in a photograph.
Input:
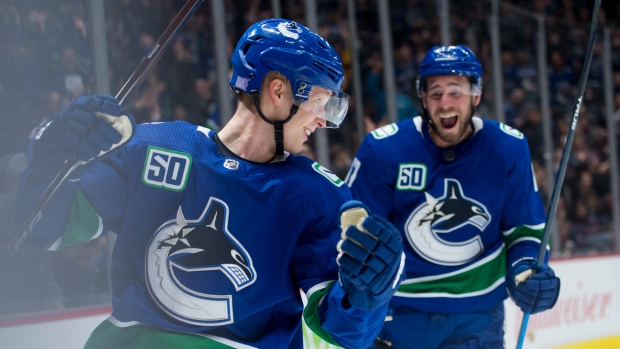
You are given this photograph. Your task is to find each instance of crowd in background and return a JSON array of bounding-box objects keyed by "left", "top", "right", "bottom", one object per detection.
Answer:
[{"left": 1, "top": 0, "right": 620, "bottom": 316}]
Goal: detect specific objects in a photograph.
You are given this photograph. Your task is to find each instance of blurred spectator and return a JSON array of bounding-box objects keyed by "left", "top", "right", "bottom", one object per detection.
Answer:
[
  {"left": 501, "top": 50, "right": 520, "bottom": 94},
  {"left": 57, "top": 45, "right": 88, "bottom": 98},
  {"left": 50, "top": 238, "right": 110, "bottom": 308},
  {"left": 514, "top": 49, "right": 540, "bottom": 100},
  {"left": 555, "top": 196, "right": 575, "bottom": 257},
  {"left": 532, "top": 159, "right": 549, "bottom": 205},
  {"left": 171, "top": 104, "right": 192, "bottom": 122},
  {"left": 362, "top": 48, "right": 419, "bottom": 124},
  {"left": 1, "top": 1, "right": 619, "bottom": 323},
  {"left": 514, "top": 104, "right": 545, "bottom": 164},
  {"left": 127, "top": 83, "right": 164, "bottom": 124},
  {"left": 159, "top": 39, "right": 198, "bottom": 117},
  {"left": 393, "top": 42, "right": 418, "bottom": 98},
  {"left": 329, "top": 144, "right": 353, "bottom": 181},
  {"left": 504, "top": 87, "right": 526, "bottom": 127},
  {"left": 574, "top": 171, "right": 603, "bottom": 220},
  {"left": 548, "top": 50, "right": 575, "bottom": 106},
  {"left": 0, "top": 152, "right": 66, "bottom": 316},
  {"left": 566, "top": 199, "right": 610, "bottom": 255},
  {"left": 187, "top": 76, "right": 220, "bottom": 130}
]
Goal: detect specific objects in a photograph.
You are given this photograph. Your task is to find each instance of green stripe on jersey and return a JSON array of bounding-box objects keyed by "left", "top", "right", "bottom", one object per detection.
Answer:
[
  {"left": 303, "top": 281, "right": 340, "bottom": 346},
  {"left": 57, "top": 189, "right": 103, "bottom": 250},
  {"left": 503, "top": 225, "right": 546, "bottom": 249},
  {"left": 85, "top": 319, "right": 240, "bottom": 349},
  {"left": 303, "top": 321, "right": 343, "bottom": 349},
  {"left": 397, "top": 247, "right": 506, "bottom": 296}
]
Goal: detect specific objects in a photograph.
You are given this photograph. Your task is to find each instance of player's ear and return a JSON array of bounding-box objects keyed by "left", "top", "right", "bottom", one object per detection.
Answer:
[
  {"left": 269, "top": 78, "right": 287, "bottom": 106},
  {"left": 472, "top": 93, "right": 481, "bottom": 107}
]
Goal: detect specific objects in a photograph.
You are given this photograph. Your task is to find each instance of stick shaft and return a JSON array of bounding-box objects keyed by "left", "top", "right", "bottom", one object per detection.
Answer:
[
  {"left": 14, "top": 0, "right": 204, "bottom": 250},
  {"left": 116, "top": 0, "right": 204, "bottom": 105},
  {"left": 535, "top": 0, "right": 601, "bottom": 267},
  {"left": 516, "top": 0, "right": 602, "bottom": 347}
]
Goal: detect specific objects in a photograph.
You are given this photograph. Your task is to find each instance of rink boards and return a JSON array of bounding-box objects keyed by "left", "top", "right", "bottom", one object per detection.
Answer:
[{"left": 0, "top": 254, "right": 619, "bottom": 349}]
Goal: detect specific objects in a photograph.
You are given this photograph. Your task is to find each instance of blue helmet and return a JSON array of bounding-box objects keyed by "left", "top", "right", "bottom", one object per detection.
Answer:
[
  {"left": 416, "top": 45, "right": 482, "bottom": 97},
  {"left": 230, "top": 18, "right": 345, "bottom": 102}
]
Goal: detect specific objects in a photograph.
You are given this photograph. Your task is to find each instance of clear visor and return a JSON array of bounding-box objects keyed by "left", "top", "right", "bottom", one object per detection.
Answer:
[
  {"left": 298, "top": 86, "right": 349, "bottom": 128},
  {"left": 423, "top": 82, "right": 480, "bottom": 100}
]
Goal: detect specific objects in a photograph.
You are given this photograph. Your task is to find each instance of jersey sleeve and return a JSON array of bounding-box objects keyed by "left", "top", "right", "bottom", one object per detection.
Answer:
[
  {"left": 305, "top": 281, "right": 389, "bottom": 348},
  {"left": 346, "top": 134, "right": 395, "bottom": 218},
  {"left": 501, "top": 136, "right": 547, "bottom": 266},
  {"left": 14, "top": 144, "right": 129, "bottom": 250},
  {"left": 288, "top": 164, "right": 388, "bottom": 349}
]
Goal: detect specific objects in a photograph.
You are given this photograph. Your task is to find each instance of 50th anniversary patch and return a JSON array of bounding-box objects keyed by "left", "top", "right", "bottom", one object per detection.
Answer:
[{"left": 143, "top": 146, "right": 192, "bottom": 191}]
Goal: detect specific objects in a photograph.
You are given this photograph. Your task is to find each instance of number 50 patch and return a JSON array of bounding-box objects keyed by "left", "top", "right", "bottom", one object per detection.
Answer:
[{"left": 143, "top": 147, "right": 192, "bottom": 191}]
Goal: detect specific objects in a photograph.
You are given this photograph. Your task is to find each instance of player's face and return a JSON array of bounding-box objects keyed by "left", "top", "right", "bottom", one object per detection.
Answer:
[
  {"left": 284, "top": 86, "right": 332, "bottom": 154},
  {"left": 422, "top": 75, "right": 481, "bottom": 148}
]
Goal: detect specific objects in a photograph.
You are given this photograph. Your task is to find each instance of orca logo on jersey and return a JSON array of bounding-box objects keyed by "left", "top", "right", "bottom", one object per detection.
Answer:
[
  {"left": 146, "top": 197, "right": 256, "bottom": 326},
  {"left": 404, "top": 179, "right": 491, "bottom": 266}
]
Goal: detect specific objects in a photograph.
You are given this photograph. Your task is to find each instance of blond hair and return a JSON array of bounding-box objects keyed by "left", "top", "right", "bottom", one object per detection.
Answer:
[{"left": 236, "top": 71, "right": 291, "bottom": 108}]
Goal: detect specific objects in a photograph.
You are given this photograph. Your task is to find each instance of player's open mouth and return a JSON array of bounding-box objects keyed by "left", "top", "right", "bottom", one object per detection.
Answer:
[{"left": 440, "top": 115, "right": 457, "bottom": 128}]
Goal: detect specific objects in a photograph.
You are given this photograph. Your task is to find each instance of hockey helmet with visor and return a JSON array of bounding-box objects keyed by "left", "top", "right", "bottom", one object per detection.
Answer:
[
  {"left": 230, "top": 18, "right": 349, "bottom": 128},
  {"left": 416, "top": 45, "right": 482, "bottom": 98}
]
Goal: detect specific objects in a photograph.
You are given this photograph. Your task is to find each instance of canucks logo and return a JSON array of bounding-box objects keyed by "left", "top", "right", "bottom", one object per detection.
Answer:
[
  {"left": 146, "top": 198, "right": 256, "bottom": 326},
  {"left": 277, "top": 21, "right": 303, "bottom": 39},
  {"left": 404, "top": 179, "right": 491, "bottom": 266}
]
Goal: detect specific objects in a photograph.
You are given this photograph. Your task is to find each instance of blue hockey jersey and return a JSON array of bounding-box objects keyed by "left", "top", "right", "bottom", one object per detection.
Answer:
[
  {"left": 346, "top": 116, "right": 547, "bottom": 313},
  {"left": 15, "top": 121, "right": 387, "bottom": 348}
]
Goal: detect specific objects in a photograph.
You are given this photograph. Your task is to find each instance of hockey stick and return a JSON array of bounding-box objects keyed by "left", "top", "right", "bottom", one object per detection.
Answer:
[
  {"left": 13, "top": 0, "right": 204, "bottom": 250},
  {"left": 515, "top": 0, "right": 602, "bottom": 347}
]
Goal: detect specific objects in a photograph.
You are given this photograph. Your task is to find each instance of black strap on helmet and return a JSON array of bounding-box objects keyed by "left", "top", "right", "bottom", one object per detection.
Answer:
[{"left": 251, "top": 90, "right": 299, "bottom": 156}]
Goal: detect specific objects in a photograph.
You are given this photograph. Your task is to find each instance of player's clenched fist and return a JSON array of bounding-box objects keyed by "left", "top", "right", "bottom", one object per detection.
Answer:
[
  {"left": 506, "top": 259, "right": 560, "bottom": 314},
  {"left": 32, "top": 95, "right": 124, "bottom": 163},
  {"left": 337, "top": 200, "right": 406, "bottom": 310}
]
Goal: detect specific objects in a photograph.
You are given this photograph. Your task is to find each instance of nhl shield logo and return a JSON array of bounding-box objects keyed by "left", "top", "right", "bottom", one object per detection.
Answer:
[{"left": 224, "top": 159, "right": 239, "bottom": 170}]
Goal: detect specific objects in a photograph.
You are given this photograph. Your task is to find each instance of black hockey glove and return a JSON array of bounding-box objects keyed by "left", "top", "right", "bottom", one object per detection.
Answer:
[{"left": 337, "top": 200, "right": 406, "bottom": 310}]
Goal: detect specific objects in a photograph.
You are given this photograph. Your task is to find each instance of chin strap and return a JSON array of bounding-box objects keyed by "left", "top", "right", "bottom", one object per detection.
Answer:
[
  {"left": 420, "top": 107, "right": 437, "bottom": 134},
  {"left": 251, "top": 90, "right": 300, "bottom": 156},
  {"left": 273, "top": 120, "right": 284, "bottom": 155}
]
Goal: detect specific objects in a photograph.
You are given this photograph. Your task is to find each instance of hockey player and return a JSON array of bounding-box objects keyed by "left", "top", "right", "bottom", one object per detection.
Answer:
[
  {"left": 13, "top": 19, "right": 405, "bottom": 348},
  {"left": 345, "top": 45, "right": 560, "bottom": 348}
]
